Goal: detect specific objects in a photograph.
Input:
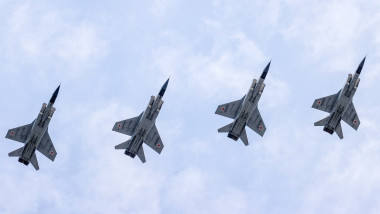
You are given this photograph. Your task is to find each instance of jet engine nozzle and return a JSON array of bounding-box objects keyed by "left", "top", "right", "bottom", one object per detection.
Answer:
[
  {"left": 148, "top": 96, "right": 155, "bottom": 107},
  {"left": 323, "top": 126, "right": 334, "bottom": 135},
  {"left": 354, "top": 78, "right": 360, "bottom": 88},
  {"left": 49, "top": 107, "right": 56, "bottom": 118},
  {"left": 346, "top": 74, "right": 353, "bottom": 84},
  {"left": 259, "top": 83, "right": 266, "bottom": 93}
]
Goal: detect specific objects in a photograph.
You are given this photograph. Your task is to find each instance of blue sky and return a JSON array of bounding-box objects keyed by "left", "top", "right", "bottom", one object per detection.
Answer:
[{"left": 1, "top": 0, "right": 380, "bottom": 213}]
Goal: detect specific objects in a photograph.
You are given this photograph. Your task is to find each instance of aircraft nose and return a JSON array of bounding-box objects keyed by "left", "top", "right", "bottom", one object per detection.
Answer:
[
  {"left": 158, "top": 78, "right": 170, "bottom": 96},
  {"left": 356, "top": 56, "right": 366, "bottom": 74},
  {"left": 260, "top": 60, "right": 271, "bottom": 79}
]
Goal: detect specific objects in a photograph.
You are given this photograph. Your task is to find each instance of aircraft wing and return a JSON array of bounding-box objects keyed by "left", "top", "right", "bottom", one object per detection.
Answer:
[
  {"left": 144, "top": 124, "right": 164, "bottom": 154},
  {"left": 342, "top": 102, "right": 360, "bottom": 130},
  {"left": 37, "top": 130, "right": 57, "bottom": 161},
  {"left": 215, "top": 96, "right": 245, "bottom": 119},
  {"left": 5, "top": 121, "right": 34, "bottom": 143},
  {"left": 312, "top": 90, "right": 340, "bottom": 113},
  {"left": 247, "top": 107, "right": 266, "bottom": 136},
  {"left": 113, "top": 112, "right": 143, "bottom": 136}
]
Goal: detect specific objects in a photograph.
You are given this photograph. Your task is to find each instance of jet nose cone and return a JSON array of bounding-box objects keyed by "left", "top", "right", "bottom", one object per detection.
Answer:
[
  {"left": 260, "top": 60, "right": 271, "bottom": 79},
  {"left": 159, "top": 78, "right": 170, "bottom": 96},
  {"left": 356, "top": 56, "right": 366, "bottom": 74},
  {"left": 162, "top": 78, "right": 169, "bottom": 89},
  {"left": 49, "top": 84, "right": 60, "bottom": 104}
]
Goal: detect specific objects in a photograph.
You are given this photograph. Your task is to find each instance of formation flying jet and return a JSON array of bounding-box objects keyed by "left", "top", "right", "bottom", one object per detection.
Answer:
[
  {"left": 215, "top": 61, "right": 270, "bottom": 145},
  {"left": 112, "top": 79, "right": 169, "bottom": 163},
  {"left": 312, "top": 57, "right": 366, "bottom": 139},
  {"left": 5, "top": 85, "right": 60, "bottom": 170}
]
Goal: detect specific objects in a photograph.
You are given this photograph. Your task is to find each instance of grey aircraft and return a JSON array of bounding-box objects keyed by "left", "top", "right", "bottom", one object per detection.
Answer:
[
  {"left": 215, "top": 61, "right": 270, "bottom": 145},
  {"left": 5, "top": 85, "right": 60, "bottom": 170},
  {"left": 112, "top": 79, "right": 169, "bottom": 163},
  {"left": 312, "top": 57, "right": 366, "bottom": 139}
]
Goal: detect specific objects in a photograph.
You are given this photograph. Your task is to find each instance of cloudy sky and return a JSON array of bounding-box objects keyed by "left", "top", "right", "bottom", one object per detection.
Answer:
[{"left": 1, "top": 0, "right": 380, "bottom": 213}]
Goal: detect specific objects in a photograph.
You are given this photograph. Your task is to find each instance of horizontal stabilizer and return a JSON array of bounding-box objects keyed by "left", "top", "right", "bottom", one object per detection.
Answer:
[
  {"left": 218, "top": 123, "right": 233, "bottom": 133},
  {"left": 115, "top": 139, "right": 131, "bottom": 150},
  {"left": 335, "top": 122, "right": 344, "bottom": 139},
  {"left": 8, "top": 147, "right": 23, "bottom": 157},
  {"left": 30, "top": 153, "right": 39, "bottom": 170},
  {"left": 240, "top": 128, "right": 249, "bottom": 146},
  {"left": 137, "top": 146, "right": 146, "bottom": 163},
  {"left": 314, "top": 116, "right": 330, "bottom": 126}
]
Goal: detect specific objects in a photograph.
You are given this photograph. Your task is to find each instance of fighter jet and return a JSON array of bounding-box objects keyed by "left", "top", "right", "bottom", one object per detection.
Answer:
[
  {"left": 312, "top": 57, "right": 366, "bottom": 139},
  {"left": 5, "top": 85, "right": 60, "bottom": 170},
  {"left": 215, "top": 61, "right": 270, "bottom": 146},
  {"left": 112, "top": 78, "right": 169, "bottom": 163}
]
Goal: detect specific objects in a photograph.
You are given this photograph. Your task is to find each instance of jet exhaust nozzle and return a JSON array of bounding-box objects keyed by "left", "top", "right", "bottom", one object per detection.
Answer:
[
  {"left": 124, "top": 150, "right": 136, "bottom": 158},
  {"left": 323, "top": 127, "right": 334, "bottom": 135},
  {"left": 18, "top": 158, "right": 29, "bottom": 166},
  {"left": 227, "top": 132, "right": 239, "bottom": 141}
]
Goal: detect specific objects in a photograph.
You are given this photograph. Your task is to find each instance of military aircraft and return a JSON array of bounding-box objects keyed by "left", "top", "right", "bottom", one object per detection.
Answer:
[
  {"left": 215, "top": 61, "right": 270, "bottom": 146},
  {"left": 112, "top": 79, "right": 169, "bottom": 163},
  {"left": 312, "top": 57, "right": 366, "bottom": 139},
  {"left": 5, "top": 85, "right": 60, "bottom": 170}
]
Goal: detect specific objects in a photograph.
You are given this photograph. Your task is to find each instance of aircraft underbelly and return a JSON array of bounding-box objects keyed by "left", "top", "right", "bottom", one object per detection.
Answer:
[
  {"left": 21, "top": 143, "right": 36, "bottom": 161},
  {"left": 231, "top": 102, "right": 255, "bottom": 135},
  {"left": 231, "top": 117, "right": 246, "bottom": 136},
  {"left": 129, "top": 136, "right": 143, "bottom": 153}
]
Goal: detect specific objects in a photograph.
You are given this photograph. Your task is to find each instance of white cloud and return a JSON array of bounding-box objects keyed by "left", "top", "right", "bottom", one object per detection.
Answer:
[
  {"left": 3, "top": 1, "right": 108, "bottom": 79},
  {"left": 279, "top": 0, "right": 380, "bottom": 73},
  {"left": 149, "top": 0, "right": 177, "bottom": 17},
  {"left": 151, "top": 30, "right": 273, "bottom": 99},
  {"left": 1, "top": 0, "right": 380, "bottom": 214}
]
